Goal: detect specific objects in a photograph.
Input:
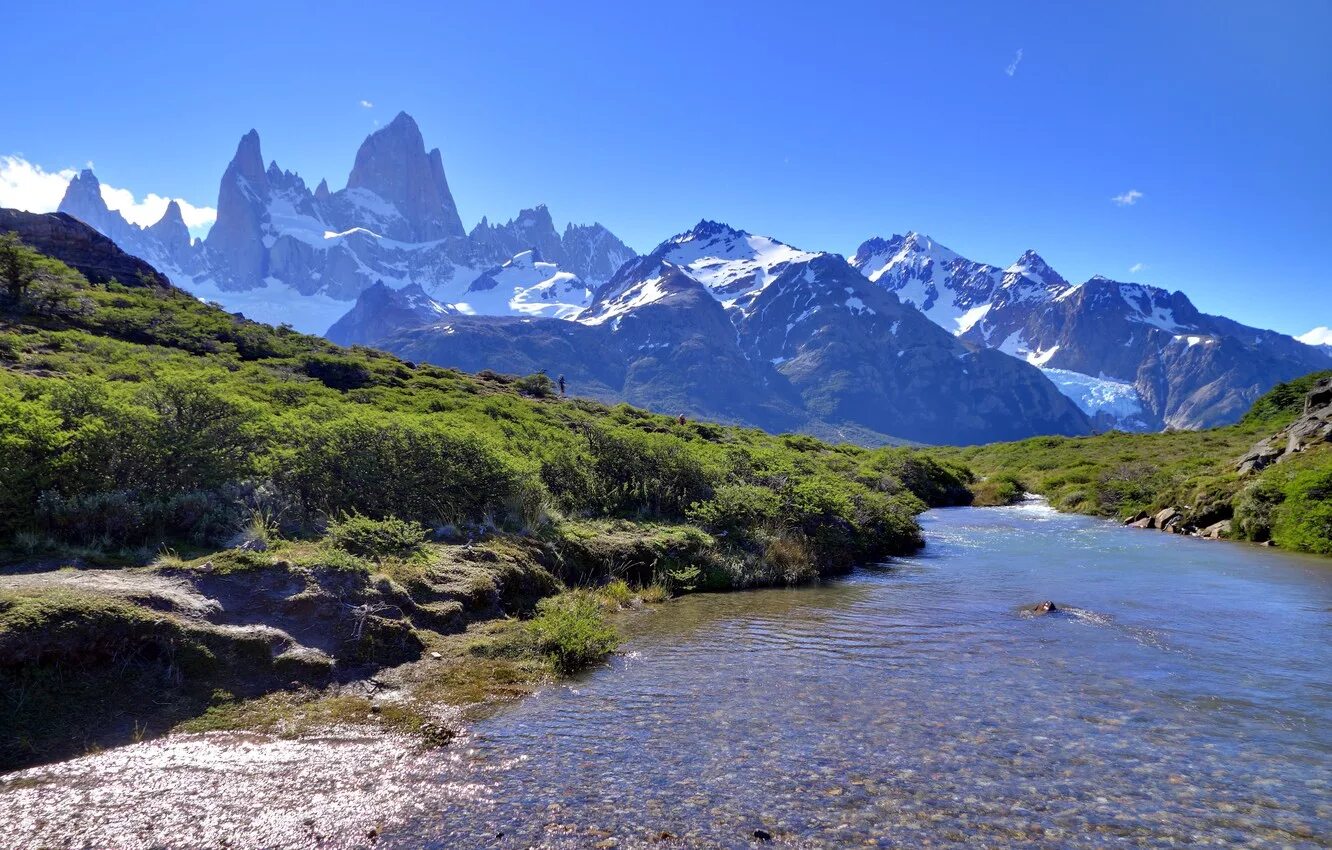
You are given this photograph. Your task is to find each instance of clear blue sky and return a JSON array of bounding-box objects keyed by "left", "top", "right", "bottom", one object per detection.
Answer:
[{"left": 2, "top": 0, "right": 1329, "bottom": 336}]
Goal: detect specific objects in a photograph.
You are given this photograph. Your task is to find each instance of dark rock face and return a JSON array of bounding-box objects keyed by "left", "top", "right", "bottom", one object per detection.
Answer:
[
  {"left": 326, "top": 282, "right": 457, "bottom": 347},
  {"left": 205, "top": 129, "right": 270, "bottom": 289},
  {"left": 0, "top": 209, "right": 166, "bottom": 287},
  {"left": 854, "top": 234, "right": 1332, "bottom": 431},
  {"left": 345, "top": 112, "right": 465, "bottom": 241},
  {"left": 732, "top": 253, "right": 1089, "bottom": 444},
  {"left": 381, "top": 264, "right": 808, "bottom": 433}
]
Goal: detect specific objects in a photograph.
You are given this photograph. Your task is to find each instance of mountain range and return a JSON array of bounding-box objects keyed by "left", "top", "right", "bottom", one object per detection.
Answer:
[
  {"left": 50, "top": 111, "right": 1330, "bottom": 445},
  {"left": 57, "top": 112, "right": 633, "bottom": 335},
  {"left": 851, "top": 233, "right": 1331, "bottom": 430}
]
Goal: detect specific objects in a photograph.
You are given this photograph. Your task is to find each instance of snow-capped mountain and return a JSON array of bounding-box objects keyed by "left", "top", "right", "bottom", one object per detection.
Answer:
[
  {"left": 325, "top": 282, "right": 457, "bottom": 348},
  {"left": 456, "top": 249, "right": 594, "bottom": 320},
  {"left": 57, "top": 112, "right": 636, "bottom": 334},
  {"left": 359, "top": 221, "right": 1093, "bottom": 445},
  {"left": 853, "top": 233, "right": 1331, "bottom": 430}
]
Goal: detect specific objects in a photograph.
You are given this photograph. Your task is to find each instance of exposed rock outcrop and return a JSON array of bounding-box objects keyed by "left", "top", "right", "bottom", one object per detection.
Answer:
[
  {"left": 0, "top": 209, "right": 166, "bottom": 287},
  {"left": 1236, "top": 377, "right": 1332, "bottom": 474}
]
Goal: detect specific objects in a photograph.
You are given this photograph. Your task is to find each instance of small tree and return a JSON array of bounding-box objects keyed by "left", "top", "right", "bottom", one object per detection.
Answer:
[{"left": 0, "top": 232, "right": 38, "bottom": 303}]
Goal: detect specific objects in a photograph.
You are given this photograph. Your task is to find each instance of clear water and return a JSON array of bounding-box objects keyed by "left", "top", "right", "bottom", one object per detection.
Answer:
[
  {"left": 392, "top": 503, "right": 1331, "bottom": 848},
  {"left": 6, "top": 504, "right": 1329, "bottom": 849}
]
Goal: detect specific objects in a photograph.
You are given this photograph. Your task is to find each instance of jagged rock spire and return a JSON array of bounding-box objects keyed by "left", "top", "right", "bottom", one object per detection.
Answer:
[{"left": 345, "top": 111, "right": 465, "bottom": 241}]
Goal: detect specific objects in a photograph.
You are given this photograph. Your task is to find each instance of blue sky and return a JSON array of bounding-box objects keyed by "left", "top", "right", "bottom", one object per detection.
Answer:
[{"left": 1, "top": 0, "right": 1329, "bottom": 337}]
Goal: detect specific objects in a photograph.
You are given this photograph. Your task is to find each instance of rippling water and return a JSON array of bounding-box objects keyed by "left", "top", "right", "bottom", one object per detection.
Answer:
[
  {"left": 395, "top": 503, "right": 1332, "bottom": 848},
  {"left": 6, "top": 504, "right": 1330, "bottom": 849}
]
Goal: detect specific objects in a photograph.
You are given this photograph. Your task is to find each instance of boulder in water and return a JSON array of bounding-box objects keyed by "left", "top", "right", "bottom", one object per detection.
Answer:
[{"left": 1021, "top": 600, "right": 1060, "bottom": 616}]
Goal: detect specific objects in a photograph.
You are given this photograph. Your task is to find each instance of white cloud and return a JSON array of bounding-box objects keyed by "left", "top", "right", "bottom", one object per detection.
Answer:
[
  {"left": 1297, "top": 326, "right": 1332, "bottom": 346},
  {"left": 0, "top": 155, "right": 77, "bottom": 212},
  {"left": 1005, "top": 48, "right": 1023, "bottom": 77},
  {"left": 0, "top": 155, "right": 215, "bottom": 235},
  {"left": 1111, "top": 189, "right": 1144, "bottom": 206},
  {"left": 359, "top": 99, "right": 374, "bottom": 108},
  {"left": 1128, "top": 262, "right": 1147, "bottom": 274},
  {"left": 98, "top": 184, "right": 216, "bottom": 231}
]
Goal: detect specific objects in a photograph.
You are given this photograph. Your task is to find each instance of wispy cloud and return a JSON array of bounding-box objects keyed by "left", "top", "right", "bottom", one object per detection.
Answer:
[
  {"left": 359, "top": 99, "right": 374, "bottom": 109},
  {"left": 1005, "top": 48, "right": 1024, "bottom": 77},
  {"left": 0, "top": 155, "right": 216, "bottom": 235},
  {"left": 1111, "top": 189, "right": 1144, "bottom": 206},
  {"left": 1128, "top": 262, "right": 1147, "bottom": 274}
]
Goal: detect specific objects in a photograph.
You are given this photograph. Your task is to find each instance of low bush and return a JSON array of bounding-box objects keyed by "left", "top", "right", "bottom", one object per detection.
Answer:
[
  {"left": 514, "top": 372, "right": 555, "bottom": 398},
  {"left": 527, "top": 592, "right": 619, "bottom": 674},
  {"left": 327, "top": 514, "right": 427, "bottom": 559},
  {"left": 1236, "top": 450, "right": 1332, "bottom": 554},
  {"left": 969, "top": 474, "right": 1025, "bottom": 507}
]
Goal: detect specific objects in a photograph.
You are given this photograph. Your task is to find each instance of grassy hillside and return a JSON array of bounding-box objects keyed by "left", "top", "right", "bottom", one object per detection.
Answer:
[
  {"left": 0, "top": 233, "right": 972, "bottom": 574},
  {"left": 921, "top": 370, "right": 1332, "bottom": 555},
  {"left": 0, "top": 227, "right": 971, "bottom": 767}
]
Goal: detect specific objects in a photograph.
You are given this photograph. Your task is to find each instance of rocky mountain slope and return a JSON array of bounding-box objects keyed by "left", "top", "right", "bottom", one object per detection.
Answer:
[
  {"left": 57, "top": 112, "right": 635, "bottom": 334},
  {"left": 853, "top": 233, "right": 1331, "bottom": 430},
  {"left": 0, "top": 208, "right": 167, "bottom": 287},
  {"left": 363, "top": 222, "right": 1093, "bottom": 445}
]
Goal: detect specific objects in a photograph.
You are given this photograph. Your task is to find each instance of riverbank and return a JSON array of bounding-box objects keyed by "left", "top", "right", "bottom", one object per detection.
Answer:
[
  {"left": 921, "top": 372, "right": 1332, "bottom": 557},
  {"left": 5, "top": 504, "right": 1328, "bottom": 850}
]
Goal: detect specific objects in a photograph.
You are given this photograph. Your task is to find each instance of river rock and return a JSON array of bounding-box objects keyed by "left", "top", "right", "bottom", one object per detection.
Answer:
[
  {"left": 1154, "top": 507, "right": 1181, "bottom": 531},
  {"left": 1200, "top": 519, "right": 1232, "bottom": 539},
  {"left": 1127, "top": 516, "right": 1152, "bottom": 529}
]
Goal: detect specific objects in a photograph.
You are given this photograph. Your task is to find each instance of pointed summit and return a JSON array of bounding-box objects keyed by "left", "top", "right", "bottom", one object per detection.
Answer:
[
  {"left": 676, "top": 220, "right": 748, "bottom": 244},
  {"left": 149, "top": 199, "right": 187, "bottom": 233},
  {"left": 58, "top": 169, "right": 111, "bottom": 219},
  {"left": 205, "top": 129, "right": 271, "bottom": 287},
  {"left": 1004, "top": 249, "right": 1067, "bottom": 289},
  {"left": 228, "top": 129, "right": 269, "bottom": 194},
  {"left": 346, "top": 111, "right": 465, "bottom": 241},
  {"left": 146, "top": 200, "right": 195, "bottom": 263},
  {"left": 314, "top": 178, "right": 330, "bottom": 201}
]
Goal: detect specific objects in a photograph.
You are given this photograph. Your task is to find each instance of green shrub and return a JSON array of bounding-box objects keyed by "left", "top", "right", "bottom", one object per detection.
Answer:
[
  {"left": 1245, "top": 451, "right": 1332, "bottom": 554},
  {"left": 1241, "top": 370, "right": 1332, "bottom": 425},
  {"left": 514, "top": 372, "right": 555, "bottom": 398},
  {"left": 599, "top": 578, "right": 635, "bottom": 608},
  {"left": 284, "top": 417, "right": 523, "bottom": 525},
  {"left": 970, "top": 474, "right": 1025, "bottom": 507},
  {"left": 327, "top": 513, "right": 427, "bottom": 559},
  {"left": 687, "top": 484, "right": 780, "bottom": 536},
  {"left": 527, "top": 592, "right": 619, "bottom": 673}
]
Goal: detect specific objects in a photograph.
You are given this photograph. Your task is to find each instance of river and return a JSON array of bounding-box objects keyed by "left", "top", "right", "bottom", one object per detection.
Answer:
[{"left": 6, "top": 503, "right": 1330, "bottom": 848}]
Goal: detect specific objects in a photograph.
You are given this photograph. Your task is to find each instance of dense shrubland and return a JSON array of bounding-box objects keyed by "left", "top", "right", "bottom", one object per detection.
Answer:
[{"left": 0, "top": 236, "right": 973, "bottom": 583}]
